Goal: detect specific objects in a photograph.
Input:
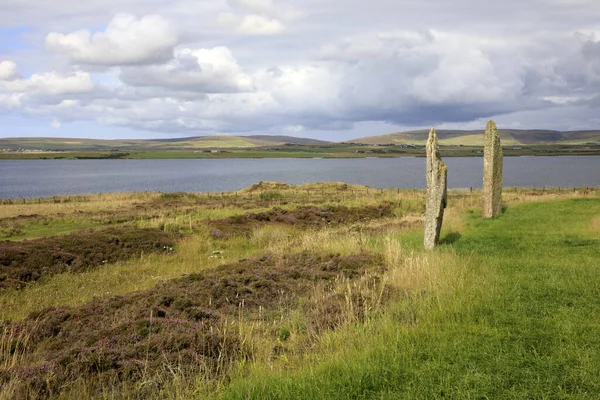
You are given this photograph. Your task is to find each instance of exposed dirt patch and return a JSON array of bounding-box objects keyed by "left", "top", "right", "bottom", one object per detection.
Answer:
[
  {"left": 0, "top": 227, "right": 180, "bottom": 290},
  {"left": 208, "top": 203, "right": 397, "bottom": 238},
  {"left": 1, "top": 252, "right": 384, "bottom": 397}
]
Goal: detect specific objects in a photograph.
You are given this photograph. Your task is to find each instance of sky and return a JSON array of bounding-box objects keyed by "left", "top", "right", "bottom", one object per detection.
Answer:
[{"left": 0, "top": 0, "right": 599, "bottom": 141}]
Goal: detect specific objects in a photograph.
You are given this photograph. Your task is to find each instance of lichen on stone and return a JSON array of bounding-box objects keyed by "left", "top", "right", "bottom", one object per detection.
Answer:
[
  {"left": 424, "top": 128, "right": 447, "bottom": 249},
  {"left": 482, "top": 120, "right": 503, "bottom": 218}
]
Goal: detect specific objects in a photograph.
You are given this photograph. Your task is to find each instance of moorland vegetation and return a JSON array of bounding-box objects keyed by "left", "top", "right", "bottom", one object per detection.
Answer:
[{"left": 0, "top": 183, "right": 598, "bottom": 398}]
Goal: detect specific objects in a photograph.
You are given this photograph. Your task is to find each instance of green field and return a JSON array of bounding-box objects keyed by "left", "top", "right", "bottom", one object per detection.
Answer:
[
  {"left": 220, "top": 197, "right": 600, "bottom": 399},
  {"left": 0, "top": 135, "right": 326, "bottom": 153},
  {"left": 351, "top": 129, "right": 600, "bottom": 146},
  {"left": 0, "top": 185, "right": 599, "bottom": 399}
]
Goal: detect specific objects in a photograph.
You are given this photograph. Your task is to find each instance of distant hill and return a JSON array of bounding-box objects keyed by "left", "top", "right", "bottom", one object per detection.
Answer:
[
  {"left": 2, "top": 130, "right": 598, "bottom": 152},
  {"left": 350, "top": 129, "right": 600, "bottom": 146},
  {"left": 0, "top": 135, "right": 331, "bottom": 152}
]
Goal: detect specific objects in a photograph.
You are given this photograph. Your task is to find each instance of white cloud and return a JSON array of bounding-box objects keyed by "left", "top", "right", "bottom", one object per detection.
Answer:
[
  {"left": 0, "top": 61, "right": 19, "bottom": 81},
  {"left": 318, "top": 31, "right": 435, "bottom": 61},
  {"left": 409, "top": 33, "right": 524, "bottom": 104},
  {"left": 45, "top": 14, "right": 179, "bottom": 66},
  {"left": 255, "top": 65, "right": 339, "bottom": 111},
  {"left": 2, "top": 71, "right": 95, "bottom": 96},
  {"left": 219, "top": 13, "right": 286, "bottom": 35},
  {"left": 219, "top": 0, "right": 300, "bottom": 35},
  {"left": 0, "top": 93, "right": 23, "bottom": 108},
  {"left": 238, "top": 14, "right": 285, "bottom": 35},
  {"left": 231, "top": 0, "right": 303, "bottom": 21},
  {"left": 120, "top": 46, "right": 255, "bottom": 93},
  {"left": 234, "top": 0, "right": 275, "bottom": 13},
  {"left": 217, "top": 12, "right": 240, "bottom": 27}
]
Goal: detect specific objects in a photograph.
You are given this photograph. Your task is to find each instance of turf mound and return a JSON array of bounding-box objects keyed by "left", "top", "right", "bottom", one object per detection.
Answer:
[{"left": 240, "top": 181, "right": 294, "bottom": 192}]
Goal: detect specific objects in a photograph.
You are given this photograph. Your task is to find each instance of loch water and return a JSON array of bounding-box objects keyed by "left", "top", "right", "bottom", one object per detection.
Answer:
[{"left": 0, "top": 156, "right": 598, "bottom": 199}]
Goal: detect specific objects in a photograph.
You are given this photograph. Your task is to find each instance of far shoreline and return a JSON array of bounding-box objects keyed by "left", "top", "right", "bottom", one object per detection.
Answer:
[{"left": 1, "top": 149, "right": 600, "bottom": 160}]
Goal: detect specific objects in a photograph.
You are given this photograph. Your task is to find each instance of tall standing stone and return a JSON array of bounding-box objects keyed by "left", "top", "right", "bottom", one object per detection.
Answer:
[
  {"left": 424, "top": 128, "right": 448, "bottom": 250},
  {"left": 482, "top": 120, "right": 503, "bottom": 218}
]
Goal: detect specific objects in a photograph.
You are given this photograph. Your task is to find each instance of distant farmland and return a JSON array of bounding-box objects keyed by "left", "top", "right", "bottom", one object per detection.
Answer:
[{"left": 350, "top": 129, "right": 600, "bottom": 146}]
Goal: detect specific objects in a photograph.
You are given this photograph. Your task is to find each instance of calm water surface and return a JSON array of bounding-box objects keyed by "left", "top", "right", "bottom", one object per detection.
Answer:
[{"left": 0, "top": 156, "right": 598, "bottom": 199}]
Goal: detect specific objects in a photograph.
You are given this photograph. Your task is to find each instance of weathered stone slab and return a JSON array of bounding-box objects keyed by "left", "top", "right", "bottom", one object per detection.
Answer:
[
  {"left": 424, "top": 128, "right": 448, "bottom": 250},
  {"left": 483, "top": 120, "right": 503, "bottom": 218}
]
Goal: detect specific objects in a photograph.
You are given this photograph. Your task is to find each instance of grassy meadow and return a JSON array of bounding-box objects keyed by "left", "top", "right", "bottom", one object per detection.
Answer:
[{"left": 0, "top": 183, "right": 598, "bottom": 399}]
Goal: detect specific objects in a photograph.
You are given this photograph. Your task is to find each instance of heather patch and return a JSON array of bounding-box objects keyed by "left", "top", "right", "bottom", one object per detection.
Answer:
[
  {"left": 0, "top": 227, "right": 180, "bottom": 289},
  {"left": 208, "top": 203, "right": 396, "bottom": 238},
  {"left": 1, "top": 252, "right": 384, "bottom": 398}
]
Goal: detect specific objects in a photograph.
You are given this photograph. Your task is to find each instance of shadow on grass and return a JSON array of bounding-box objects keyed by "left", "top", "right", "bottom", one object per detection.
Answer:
[{"left": 440, "top": 231, "right": 462, "bottom": 245}]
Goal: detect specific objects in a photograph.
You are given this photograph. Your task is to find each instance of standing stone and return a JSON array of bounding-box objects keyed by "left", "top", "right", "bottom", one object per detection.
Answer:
[
  {"left": 424, "top": 128, "right": 448, "bottom": 250},
  {"left": 482, "top": 120, "right": 503, "bottom": 218}
]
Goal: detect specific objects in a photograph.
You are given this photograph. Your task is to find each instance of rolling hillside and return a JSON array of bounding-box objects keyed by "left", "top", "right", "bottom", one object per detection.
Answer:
[
  {"left": 350, "top": 129, "right": 600, "bottom": 146},
  {"left": 0, "top": 135, "right": 329, "bottom": 152},
  {"left": 2, "top": 130, "right": 599, "bottom": 154}
]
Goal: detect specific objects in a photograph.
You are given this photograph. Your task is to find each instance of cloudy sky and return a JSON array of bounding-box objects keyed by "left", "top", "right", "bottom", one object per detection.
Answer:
[{"left": 0, "top": 0, "right": 599, "bottom": 141}]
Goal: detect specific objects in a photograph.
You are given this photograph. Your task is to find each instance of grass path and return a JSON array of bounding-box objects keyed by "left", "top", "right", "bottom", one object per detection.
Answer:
[{"left": 218, "top": 198, "right": 600, "bottom": 399}]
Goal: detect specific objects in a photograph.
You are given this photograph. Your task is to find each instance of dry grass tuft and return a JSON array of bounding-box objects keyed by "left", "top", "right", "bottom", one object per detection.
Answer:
[
  {"left": 590, "top": 216, "right": 600, "bottom": 233},
  {"left": 503, "top": 187, "right": 599, "bottom": 206}
]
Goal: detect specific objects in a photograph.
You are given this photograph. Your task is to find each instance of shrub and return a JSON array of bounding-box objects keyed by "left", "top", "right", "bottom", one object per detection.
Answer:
[{"left": 258, "top": 191, "right": 284, "bottom": 201}]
